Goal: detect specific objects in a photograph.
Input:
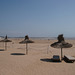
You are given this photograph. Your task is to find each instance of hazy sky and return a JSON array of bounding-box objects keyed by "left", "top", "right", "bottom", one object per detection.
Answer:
[{"left": 0, "top": 0, "right": 75, "bottom": 37}]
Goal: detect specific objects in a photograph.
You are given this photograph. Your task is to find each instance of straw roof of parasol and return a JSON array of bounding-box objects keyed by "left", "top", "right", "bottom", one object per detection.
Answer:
[
  {"left": 50, "top": 34, "right": 73, "bottom": 61},
  {"left": 19, "top": 35, "right": 34, "bottom": 55},
  {"left": 19, "top": 35, "right": 34, "bottom": 44},
  {"left": 51, "top": 41, "right": 72, "bottom": 48},
  {"left": 51, "top": 34, "right": 72, "bottom": 48},
  {"left": 19, "top": 39, "right": 34, "bottom": 44},
  {"left": 0, "top": 35, "right": 12, "bottom": 50},
  {"left": 0, "top": 35, "right": 12, "bottom": 42}
]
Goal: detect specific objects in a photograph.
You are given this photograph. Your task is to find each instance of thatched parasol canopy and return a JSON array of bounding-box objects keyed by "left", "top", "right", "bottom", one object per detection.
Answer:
[
  {"left": 0, "top": 39, "right": 12, "bottom": 42},
  {"left": 0, "top": 35, "right": 12, "bottom": 50},
  {"left": 0, "top": 35, "right": 12, "bottom": 42},
  {"left": 19, "top": 35, "right": 34, "bottom": 44},
  {"left": 19, "top": 39, "right": 34, "bottom": 44},
  {"left": 51, "top": 41, "right": 72, "bottom": 48},
  {"left": 51, "top": 34, "right": 72, "bottom": 61},
  {"left": 19, "top": 35, "right": 34, "bottom": 54}
]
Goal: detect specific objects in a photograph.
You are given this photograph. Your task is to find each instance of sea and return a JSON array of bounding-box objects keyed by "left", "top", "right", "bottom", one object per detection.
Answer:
[
  {"left": 0, "top": 36, "right": 75, "bottom": 40},
  {"left": 7, "top": 37, "right": 75, "bottom": 40}
]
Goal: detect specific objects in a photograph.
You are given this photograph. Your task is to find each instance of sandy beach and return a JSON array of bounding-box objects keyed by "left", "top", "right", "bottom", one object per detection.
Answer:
[{"left": 0, "top": 38, "right": 75, "bottom": 75}]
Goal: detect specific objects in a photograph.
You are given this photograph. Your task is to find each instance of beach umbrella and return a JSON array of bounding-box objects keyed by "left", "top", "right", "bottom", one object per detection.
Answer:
[
  {"left": 50, "top": 34, "right": 72, "bottom": 61},
  {"left": 19, "top": 35, "right": 34, "bottom": 54},
  {"left": 0, "top": 35, "right": 12, "bottom": 50}
]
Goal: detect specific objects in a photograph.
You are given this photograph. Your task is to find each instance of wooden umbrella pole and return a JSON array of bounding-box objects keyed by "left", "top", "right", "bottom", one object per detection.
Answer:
[
  {"left": 61, "top": 47, "right": 62, "bottom": 61},
  {"left": 26, "top": 42, "right": 28, "bottom": 55},
  {"left": 5, "top": 42, "right": 7, "bottom": 50}
]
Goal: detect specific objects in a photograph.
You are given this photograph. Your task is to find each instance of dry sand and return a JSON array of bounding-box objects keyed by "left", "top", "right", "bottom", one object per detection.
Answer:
[{"left": 0, "top": 38, "right": 75, "bottom": 75}]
